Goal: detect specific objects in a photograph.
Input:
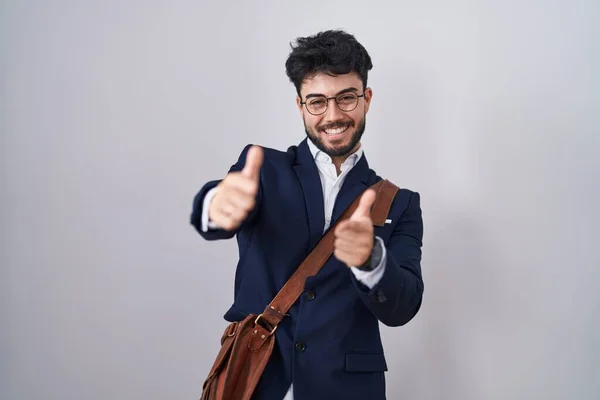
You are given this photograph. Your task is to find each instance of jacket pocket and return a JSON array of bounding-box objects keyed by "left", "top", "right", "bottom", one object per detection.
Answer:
[{"left": 345, "top": 353, "right": 388, "bottom": 372}]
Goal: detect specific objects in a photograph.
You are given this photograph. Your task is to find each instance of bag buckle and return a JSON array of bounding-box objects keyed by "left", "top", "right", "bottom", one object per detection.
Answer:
[
  {"left": 226, "top": 321, "right": 238, "bottom": 337},
  {"left": 254, "top": 314, "right": 277, "bottom": 334}
]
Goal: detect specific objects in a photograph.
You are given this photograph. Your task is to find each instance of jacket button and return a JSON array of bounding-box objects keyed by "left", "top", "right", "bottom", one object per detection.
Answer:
[
  {"left": 305, "top": 291, "right": 316, "bottom": 301},
  {"left": 295, "top": 342, "right": 306, "bottom": 352}
]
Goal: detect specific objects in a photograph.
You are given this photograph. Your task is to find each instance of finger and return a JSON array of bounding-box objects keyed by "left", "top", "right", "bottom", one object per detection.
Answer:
[
  {"left": 218, "top": 202, "right": 244, "bottom": 219},
  {"left": 217, "top": 201, "right": 248, "bottom": 223},
  {"left": 225, "top": 187, "right": 257, "bottom": 212},
  {"left": 334, "top": 220, "right": 348, "bottom": 237},
  {"left": 334, "top": 227, "right": 361, "bottom": 243},
  {"left": 334, "top": 237, "right": 361, "bottom": 253},
  {"left": 335, "top": 246, "right": 371, "bottom": 267},
  {"left": 210, "top": 212, "right": 241, "bottom": 231},
  {"left": 224, "top": 174, "right": 259, "bottom": 197},
  {"left": 333, "top": 248, "right": 362, "bottom": 267},
  {"left": 335, "top": 220, "right": 373, "bottom": 238},
  {"left": 350, "top": 189, "right": 376, "bottom": 221},
  {"left": 335, "top": 236, "right": 372, "bottom": 253},
  {"left": 218, "top": 203, "right": 248, "bottom": 229},
  {"left": 241, "top": 145, "right": 264, "bottom": 181}
]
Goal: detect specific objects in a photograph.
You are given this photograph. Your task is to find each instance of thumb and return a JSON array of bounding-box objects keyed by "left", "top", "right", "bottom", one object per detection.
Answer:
[
  {"left": 350, "top": 189, "right": 377, "bottom": 220},
  {"left": 241, "top": 145, "right": 263, "bottom": 180}
]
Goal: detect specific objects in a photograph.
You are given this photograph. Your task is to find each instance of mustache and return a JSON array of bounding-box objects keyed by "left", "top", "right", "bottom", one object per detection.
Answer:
[{"left": 317, "top": 120, "right": 354, "bottom": 131}]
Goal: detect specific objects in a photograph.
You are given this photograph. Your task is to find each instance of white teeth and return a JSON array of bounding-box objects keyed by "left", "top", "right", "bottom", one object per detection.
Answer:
[{"left": 324, "top": 126, "right": 348, "bottom": 135}]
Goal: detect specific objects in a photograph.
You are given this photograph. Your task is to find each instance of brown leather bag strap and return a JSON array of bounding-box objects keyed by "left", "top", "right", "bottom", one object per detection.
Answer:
[{"left": 259, "top": 179, "right": 399, "bottom": 329}]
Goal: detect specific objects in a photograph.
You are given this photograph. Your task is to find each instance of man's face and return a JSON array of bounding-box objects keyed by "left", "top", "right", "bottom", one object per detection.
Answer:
[{"left": 296, "top": 72, "right": 373, "bottom": 158}]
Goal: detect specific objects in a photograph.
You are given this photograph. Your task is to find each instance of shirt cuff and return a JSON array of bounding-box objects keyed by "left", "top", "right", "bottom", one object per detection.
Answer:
[
  {"left": 349, "top": 236, "right": 387, "bottom": 289},
  {"left": 201, "top": 187, "right": 220, "bottom": 232}
]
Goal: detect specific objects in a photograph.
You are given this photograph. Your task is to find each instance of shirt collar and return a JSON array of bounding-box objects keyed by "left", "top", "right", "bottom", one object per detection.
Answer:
[{"left": 306, "top": 137, "right": 363, "bottom": 167}]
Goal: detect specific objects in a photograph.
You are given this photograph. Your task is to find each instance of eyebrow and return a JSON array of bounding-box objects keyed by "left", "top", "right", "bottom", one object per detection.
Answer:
[{"left": 305, "top": 87, "right": 360, "bottom": 99}]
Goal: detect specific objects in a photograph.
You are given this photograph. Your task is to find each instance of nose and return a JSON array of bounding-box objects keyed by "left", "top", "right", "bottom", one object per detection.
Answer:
[{"left": 323, "top": 99, "right": 344, "bottom": 122}]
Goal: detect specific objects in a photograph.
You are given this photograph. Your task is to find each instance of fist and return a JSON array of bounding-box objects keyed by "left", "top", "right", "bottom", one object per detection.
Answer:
[
  {"left": 334, "top": 189, "right": 376, "bottom": 267},
  {"left": 208, "top": 145, "right": 263, "bottom": 231}
]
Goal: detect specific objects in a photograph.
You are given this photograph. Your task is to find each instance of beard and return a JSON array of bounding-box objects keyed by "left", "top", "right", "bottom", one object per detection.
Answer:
[{"left": 304, "top": 115, "right": 366, "bottom": 158}]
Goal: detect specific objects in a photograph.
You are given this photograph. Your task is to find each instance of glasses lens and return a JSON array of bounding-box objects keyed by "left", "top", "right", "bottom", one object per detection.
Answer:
[
  {"left": 337, "top": 93, "right": 358, "bottom": 111},
  {"left": 307, "top": 96, "right": 328, "bottom": 115}
]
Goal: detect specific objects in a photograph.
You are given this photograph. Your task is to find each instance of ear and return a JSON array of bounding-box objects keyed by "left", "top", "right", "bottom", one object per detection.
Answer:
[
  {"left": 363, "top": 87, "right": 373, "bottom": 114},
  {"left": 296, "top": 95, "right": 304, "bottom": 115}
]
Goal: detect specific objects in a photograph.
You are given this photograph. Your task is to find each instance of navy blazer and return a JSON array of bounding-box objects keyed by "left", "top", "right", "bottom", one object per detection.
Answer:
[{"left": 190, "top": 138, "right": 424, "bottom": 400}]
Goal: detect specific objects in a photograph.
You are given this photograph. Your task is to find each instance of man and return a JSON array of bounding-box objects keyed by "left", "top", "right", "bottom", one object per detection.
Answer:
[{"left": 190, "top": 30, "right": 424, "bottom": 400}]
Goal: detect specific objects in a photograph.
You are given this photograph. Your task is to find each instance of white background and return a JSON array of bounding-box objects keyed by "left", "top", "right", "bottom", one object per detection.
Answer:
[{"left": 2, "top": 1, "right": 599, "bottom": 399}]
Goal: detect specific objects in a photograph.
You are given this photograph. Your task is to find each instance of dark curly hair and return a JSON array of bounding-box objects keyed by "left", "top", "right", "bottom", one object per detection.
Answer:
[{"left": 285, "top": 30, "right": 373, "bottom": 96}]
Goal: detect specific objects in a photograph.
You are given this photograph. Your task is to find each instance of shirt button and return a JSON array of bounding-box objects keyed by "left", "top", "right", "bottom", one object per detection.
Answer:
[
  {"left": 295, "top": 342, "right": 306, "bottom": 352},
  {"left": 305, "top": 291, "right": 316, "bottom": 301}
]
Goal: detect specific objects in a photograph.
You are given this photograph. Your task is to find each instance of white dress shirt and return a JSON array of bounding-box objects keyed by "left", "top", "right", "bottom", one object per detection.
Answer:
[{"left": 201, "top": 141, "right": 387, "bottom": 399}]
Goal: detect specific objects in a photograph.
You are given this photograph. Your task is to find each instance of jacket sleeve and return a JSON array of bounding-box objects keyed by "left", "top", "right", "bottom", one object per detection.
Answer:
[
  {"left": 350, "top": 191, "right": 424, "bottom": 327},
  {"left": 189, "top": 144, "right": 262, "bottom": 241}
]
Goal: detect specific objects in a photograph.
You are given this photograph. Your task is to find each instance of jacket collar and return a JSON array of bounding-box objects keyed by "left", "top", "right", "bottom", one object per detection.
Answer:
[{"left": 292, "top": 138, "right": 371, "bottom": 250}]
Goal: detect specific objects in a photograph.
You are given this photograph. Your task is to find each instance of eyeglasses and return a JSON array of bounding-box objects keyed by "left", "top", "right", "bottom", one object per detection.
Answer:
[{"left": 300, "top": 92, "right": 365, "bottom": 115}]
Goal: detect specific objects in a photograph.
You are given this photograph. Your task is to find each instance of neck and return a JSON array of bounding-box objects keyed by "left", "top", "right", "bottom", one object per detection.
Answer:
[
  {"left": 331, "top": 156, "right": 345, "bottom": 175},
  {"left": 332, "top": 142, "right": 361, "bottom": 175}
]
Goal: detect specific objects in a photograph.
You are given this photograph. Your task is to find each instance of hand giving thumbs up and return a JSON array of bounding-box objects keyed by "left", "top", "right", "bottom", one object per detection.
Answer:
[
  {"left": 208, "top": 145, "right": 263, "bottom": 231},
  {"left": 333, "top": 189, "right": 377, "bottom": 267}
]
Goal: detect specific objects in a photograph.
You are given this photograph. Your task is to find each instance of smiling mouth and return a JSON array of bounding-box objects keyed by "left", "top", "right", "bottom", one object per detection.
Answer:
[{"left": 322, "top": 125, "right": 351, "bottom": 136}]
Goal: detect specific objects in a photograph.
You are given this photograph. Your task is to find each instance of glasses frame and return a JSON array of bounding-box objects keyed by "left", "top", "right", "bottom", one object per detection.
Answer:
[{"left": 300, "top": 92, "right": 365, "bottom": 115}]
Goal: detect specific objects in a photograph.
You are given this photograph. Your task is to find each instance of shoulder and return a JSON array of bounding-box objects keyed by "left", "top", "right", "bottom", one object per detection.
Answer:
[
  {"left": 234, "top": 143, "right": 295, "bottom": 167},
  {"left": 372, "top": 175, "right": 422, "bottom": 213}
]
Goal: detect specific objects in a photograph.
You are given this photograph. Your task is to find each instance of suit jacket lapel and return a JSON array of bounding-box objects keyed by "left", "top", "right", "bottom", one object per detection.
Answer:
[
  {"left": 292, "top": 139, "right": 325, "bottom": 251},
  {"left": 330, "top": 152, "right": 370, "bottom": 226}
]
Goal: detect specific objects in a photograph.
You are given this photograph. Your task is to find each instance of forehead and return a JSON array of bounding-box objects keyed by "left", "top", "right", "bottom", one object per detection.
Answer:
[{"left": 300, "top": 71, "right": 363, "bottom": 97}]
